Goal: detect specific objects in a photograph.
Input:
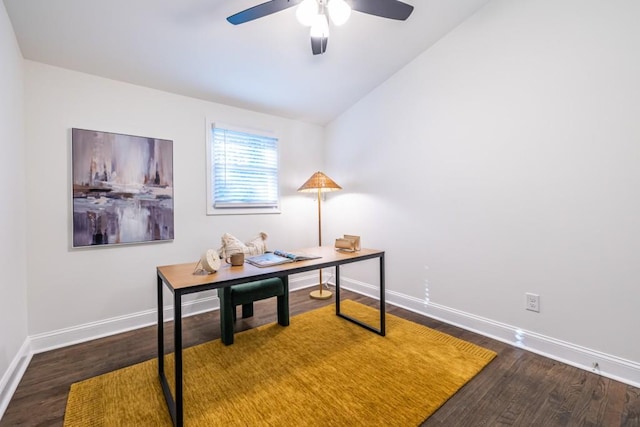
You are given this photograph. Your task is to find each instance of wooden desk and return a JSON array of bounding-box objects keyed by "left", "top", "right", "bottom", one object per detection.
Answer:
[{"left": 156, "top": 246, "right": 385, "bottom": 427}]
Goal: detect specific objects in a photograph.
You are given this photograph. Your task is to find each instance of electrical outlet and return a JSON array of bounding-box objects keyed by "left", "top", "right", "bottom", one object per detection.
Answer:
[{"left": 525, "top": 293, "right": 540, "bottom": 312}]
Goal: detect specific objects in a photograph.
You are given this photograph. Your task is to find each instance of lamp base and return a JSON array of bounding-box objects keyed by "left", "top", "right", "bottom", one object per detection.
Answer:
[{"left": 309, "top": 289, "right": 333, "bottom": 300}]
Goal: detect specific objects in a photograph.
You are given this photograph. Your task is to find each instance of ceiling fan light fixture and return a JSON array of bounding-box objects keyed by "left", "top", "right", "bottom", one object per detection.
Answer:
[
  {"left": 327, "top": 0, "right": 351, "bottom": 26},
  {"left": 227, "top": 0, "right": 414, "bottom": 55},
  {"left": 296, "top": 0, "right": 318, "bottom": 27},
  {"left": 310, "top": 13, "right": 330, "bottom": 38}
]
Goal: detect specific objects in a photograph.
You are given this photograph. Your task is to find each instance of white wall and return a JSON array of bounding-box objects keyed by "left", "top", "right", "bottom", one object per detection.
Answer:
[
  {"left": 326, "top": 0, "right": 640, "bottom": 381},
  {"left": 23, "top": 61, "right": 324, "bottom": 339},
  {"left": 0, "top": 0, "right": 28, "bottom": 416},
  {"left": 6, "top": 0, "right": 640, "bottom": 403}
]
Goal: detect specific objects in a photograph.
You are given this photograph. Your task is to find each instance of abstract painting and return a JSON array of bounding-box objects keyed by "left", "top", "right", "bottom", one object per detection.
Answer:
[{"left": 72, "top": 128, "right": 174, "bottom": 247}]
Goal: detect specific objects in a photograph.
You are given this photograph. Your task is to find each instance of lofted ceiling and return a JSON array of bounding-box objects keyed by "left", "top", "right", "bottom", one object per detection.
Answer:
[{"left": 3, "top": 0, "right": 490, "bottom": 125}]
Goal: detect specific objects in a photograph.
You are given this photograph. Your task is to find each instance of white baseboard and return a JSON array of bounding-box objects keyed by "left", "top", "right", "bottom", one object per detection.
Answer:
[
  {"left": 4, "top": 272, "right": 638, "bottom": 422},
  {"left": 29, "top": 273, "right": 318, "bottom": 354},
  {"left": 0, "top": 338, "right": 32, "bottom": 421},
  {"left": 29, "top": 295, "right": 220, "bottom": 354},
  {"left": 340, "top": 277, "right": 640, "bottom": 389}
]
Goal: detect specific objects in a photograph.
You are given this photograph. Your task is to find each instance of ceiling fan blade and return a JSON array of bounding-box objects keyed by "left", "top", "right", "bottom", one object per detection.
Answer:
[
  {"left": 350, "top": 0, "right": 414, "bottom": 20},
  {"left": 311, "top": 36, "right": 328, "bottom": 55},
  {"left": 227, "top": 0, "right": 303, "bottom": 25}
]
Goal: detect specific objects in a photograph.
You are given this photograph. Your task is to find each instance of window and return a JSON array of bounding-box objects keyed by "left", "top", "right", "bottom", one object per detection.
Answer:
[{"left": 206, "top": 123, "right": 280, "bottom": 215}]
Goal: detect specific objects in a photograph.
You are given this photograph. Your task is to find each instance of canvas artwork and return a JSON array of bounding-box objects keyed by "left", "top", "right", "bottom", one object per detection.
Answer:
[{"left": 72, "top": 128, "right": 174, "bottom": 247}]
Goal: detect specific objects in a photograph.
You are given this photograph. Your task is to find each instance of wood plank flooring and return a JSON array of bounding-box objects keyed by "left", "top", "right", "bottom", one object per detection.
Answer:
[{"left": 2, "top": 288, "right": 639, "bottom": 426}]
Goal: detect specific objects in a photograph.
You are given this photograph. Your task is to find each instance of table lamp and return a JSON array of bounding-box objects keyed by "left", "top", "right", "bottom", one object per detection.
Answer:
[{"left": 297, "top": 171, "right": 342, "bottom": 299}]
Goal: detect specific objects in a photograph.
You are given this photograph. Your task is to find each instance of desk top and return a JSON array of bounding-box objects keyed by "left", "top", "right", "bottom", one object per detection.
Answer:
[{"left": 157, "top": 246, "right": 383, "bottom": 291}]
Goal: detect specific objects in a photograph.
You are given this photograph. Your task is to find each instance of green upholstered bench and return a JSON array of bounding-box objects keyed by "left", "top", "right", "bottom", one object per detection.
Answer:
[{"left": 217, "top": 276, "right": 289, "bottom": 345}]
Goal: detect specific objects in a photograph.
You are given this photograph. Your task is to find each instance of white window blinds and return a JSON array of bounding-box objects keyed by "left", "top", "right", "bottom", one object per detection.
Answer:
[{"left": 210, "top": 126, "right": 279, "bottom": 210}]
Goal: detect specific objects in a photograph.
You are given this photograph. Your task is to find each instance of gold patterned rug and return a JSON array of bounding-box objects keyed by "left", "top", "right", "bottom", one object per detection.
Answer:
[{"left": 64, "top": 300, "right": 496, "bottom": 426}]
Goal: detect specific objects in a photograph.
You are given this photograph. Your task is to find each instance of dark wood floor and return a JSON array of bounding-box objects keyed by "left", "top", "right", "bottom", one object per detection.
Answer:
[{"left": 2, "top": 288, "right": 639, "bottom": 426}]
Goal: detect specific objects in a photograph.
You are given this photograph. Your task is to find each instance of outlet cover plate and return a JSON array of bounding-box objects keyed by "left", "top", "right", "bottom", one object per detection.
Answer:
[{"left": 526, "top": 293, "right": 540, "bottom": 312}]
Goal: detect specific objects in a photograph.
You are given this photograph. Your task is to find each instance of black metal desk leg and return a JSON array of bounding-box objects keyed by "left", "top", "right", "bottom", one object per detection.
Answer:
[
  {"left": 379, "top": 253, "right": 386, "bottom": 336},
  {"left": 174, "top": 291, "right": 184, "bottom": 427},
  {"left": 158, "top": 279, "right": 177, "bottom": 426},
  {"left": 157, "top": 276, "right": 164, "bottom": 376},
  {"left": 335, "top": 265, "right": 341, "bottom": 315},
  {"left": 335, "top": 254, "right": 386, "bottom": 336}
]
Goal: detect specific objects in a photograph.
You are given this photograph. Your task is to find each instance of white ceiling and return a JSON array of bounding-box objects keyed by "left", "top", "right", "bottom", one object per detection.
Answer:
[{"left": 4, "top": 0, "right": 490, "bottom": 125}]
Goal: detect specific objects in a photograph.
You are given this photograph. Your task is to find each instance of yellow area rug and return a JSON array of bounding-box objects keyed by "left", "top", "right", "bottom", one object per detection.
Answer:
[{"left": 64, "top": 300, "right": 496, "bottom": 426}]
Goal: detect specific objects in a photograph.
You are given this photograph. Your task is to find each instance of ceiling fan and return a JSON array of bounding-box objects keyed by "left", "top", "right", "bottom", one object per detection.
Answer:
[{"left": 227, "top": 0, "right": 414, "bottom": 55}]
